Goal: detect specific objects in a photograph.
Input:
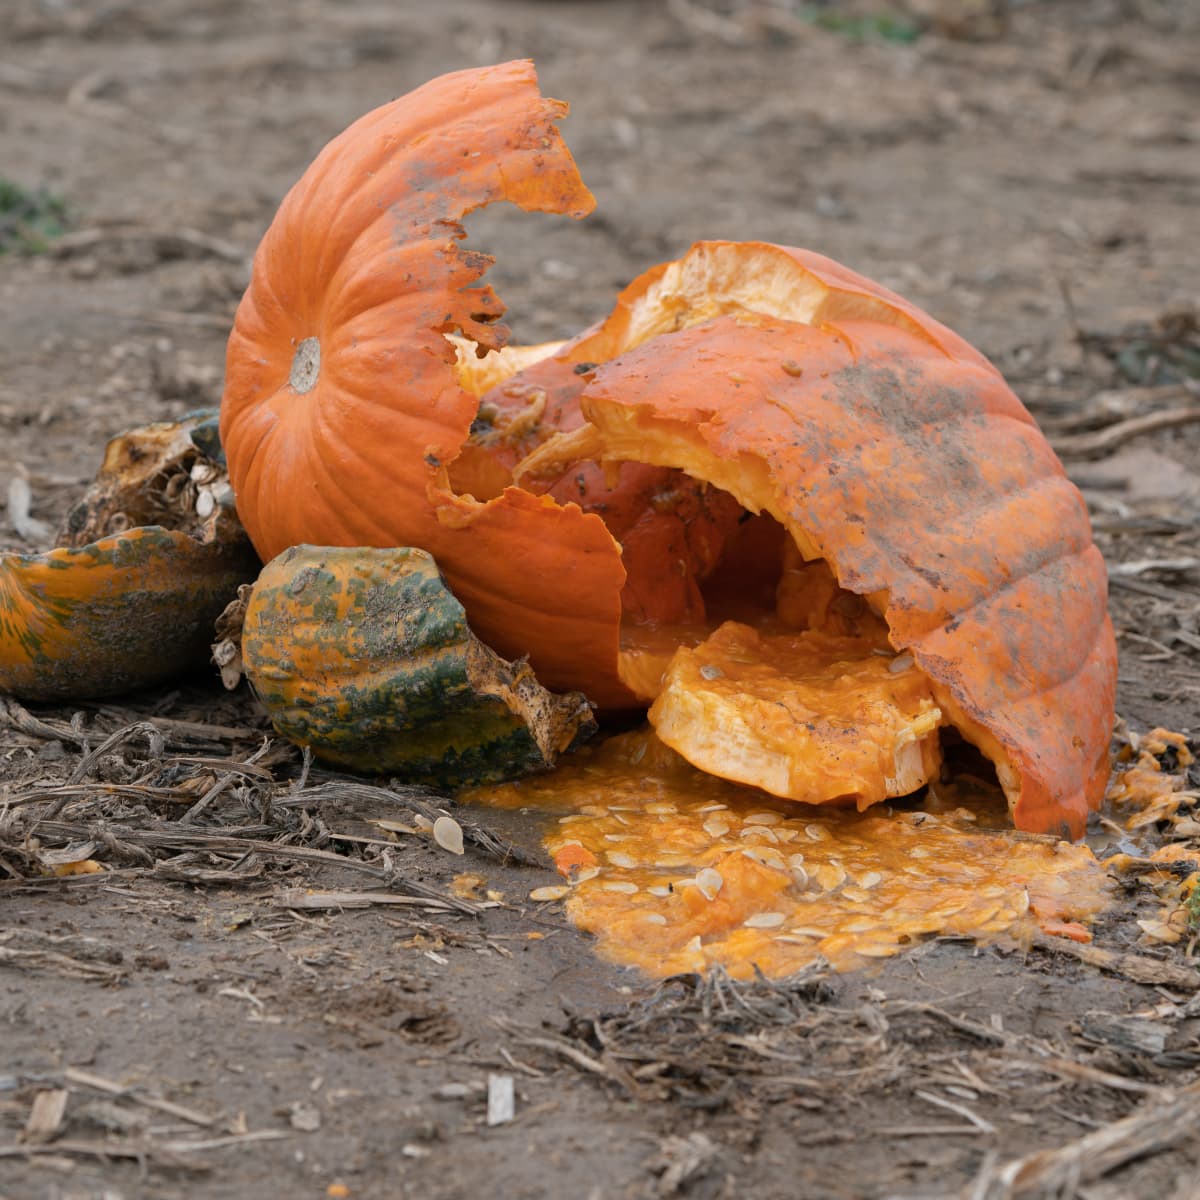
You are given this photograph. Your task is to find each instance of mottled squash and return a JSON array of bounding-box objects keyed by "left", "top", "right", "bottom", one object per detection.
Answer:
[
  {"left": 241, "top": 545, "right": 595, "bottom": 786},
  {"left": 0, "top": 413, "right": 258, "bottom": 701}
]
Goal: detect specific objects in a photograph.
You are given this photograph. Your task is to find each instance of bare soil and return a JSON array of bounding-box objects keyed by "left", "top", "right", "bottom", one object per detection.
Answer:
[{"left": 2, "top": 2, "right": 1199, "bottom": 1198}]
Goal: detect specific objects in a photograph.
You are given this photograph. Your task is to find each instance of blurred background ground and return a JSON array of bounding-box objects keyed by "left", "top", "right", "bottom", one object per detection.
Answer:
[{"left": 1, "top": 2, "right": 1198, "bottom": 1198}]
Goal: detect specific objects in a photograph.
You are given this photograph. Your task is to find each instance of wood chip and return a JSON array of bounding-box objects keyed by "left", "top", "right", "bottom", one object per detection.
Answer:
[
  {"left": 968, "top": 1077, "right": 1200, "bottom": 1197},
  {"left": 274, "top": 889, "right": 460, "bottom": 911},
  {"left": 22, "top": 1089, "right": 68, "bottom": 1144},
  {"left": 486, "top": 1074, "right": 515, "bottom": 1126}
]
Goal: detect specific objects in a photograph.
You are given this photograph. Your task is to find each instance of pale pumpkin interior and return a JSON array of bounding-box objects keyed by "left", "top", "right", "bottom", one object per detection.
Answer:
[{"left": 447, "top": 244, "right": 1020, "bottom": 819}]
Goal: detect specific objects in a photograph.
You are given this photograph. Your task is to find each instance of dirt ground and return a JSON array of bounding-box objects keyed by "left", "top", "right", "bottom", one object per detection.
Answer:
[{"left": 2, "top": 1, "right": 1200, "bottom": 1197}]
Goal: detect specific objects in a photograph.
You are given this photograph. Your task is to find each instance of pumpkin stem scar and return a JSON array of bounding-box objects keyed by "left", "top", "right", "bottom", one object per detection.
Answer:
[{"left": 289, "top": 337, "right": 321, "bottom": 394}]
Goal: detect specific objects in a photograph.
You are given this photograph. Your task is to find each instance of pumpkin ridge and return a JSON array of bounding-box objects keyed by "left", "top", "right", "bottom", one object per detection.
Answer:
[{"left": 901, "top": 535, "right": 1104, "bottom": 669}]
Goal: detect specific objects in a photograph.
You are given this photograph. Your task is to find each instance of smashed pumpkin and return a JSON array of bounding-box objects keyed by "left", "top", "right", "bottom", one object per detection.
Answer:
[
  {"left": 219, "top": 60, "right": 1116, "bottom": 837},
  {"left": 0, "top": 413, "right": 258, "bottom": 701},
  {"left": 241, "top": 545, "right": 595, "bottom": 786}
]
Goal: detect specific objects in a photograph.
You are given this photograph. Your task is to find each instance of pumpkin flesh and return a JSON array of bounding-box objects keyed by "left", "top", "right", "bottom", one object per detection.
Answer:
[{"left": 649, "top": 623, "right": 944, "bottom": 807}]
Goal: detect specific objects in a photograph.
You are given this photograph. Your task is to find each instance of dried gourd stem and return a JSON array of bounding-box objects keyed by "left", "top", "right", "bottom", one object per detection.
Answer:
[
  {"left": 5, "top": 782, "right": 228, "bottom": 811},
  {"left": 882, "top": 1000, "right": 1010, "bottom": 1047},
  {"left": 1050, "top": 403, "right": 1200, "bottom": 459},
  {"left": 493, "top": 1018, "right": 638, "bottom": 1092},
  {"left": 0, "top": 696, "right": 89, "bottom": 748},
  {"left": 965, "top": 1077, "right": 1200, "bottom": 1199},
  {"left": 1031, "top": 932, "right": 1200, "bottom": 990},
  {"left": 48, "top": 223, "right": 245, "bottom": 264},
  {"left": 24, "top": 722, "right": 166, "bottom": 829}
]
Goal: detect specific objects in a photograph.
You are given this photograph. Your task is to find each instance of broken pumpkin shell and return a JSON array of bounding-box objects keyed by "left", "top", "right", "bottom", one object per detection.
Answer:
[
  {"left": 506, "top": 241, "right": 1117, "bottom": 836},
  {"left": 218, "top": 61, "right": 1115, "bottom": 837},
  {"left": 240, "top": 544, "right": 596, "bottom": 786},
  {"left": 0, "top": 413, "right": 259, "bottom": 701}
]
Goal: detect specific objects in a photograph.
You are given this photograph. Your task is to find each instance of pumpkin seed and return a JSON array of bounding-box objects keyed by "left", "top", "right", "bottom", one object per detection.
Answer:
[
  {"left": 703, "top": 816, "right": 731, "bottom": 838},
  {"left": 740, "top": 847, "right": 786, "bottom": 870},
  {"left": 841, "top": 916, "right": 879, "bottom": 933},
  {"left": 603, "top": 881, "right": 638, "bottom": 894},
  {"left": 695, "top": 867, "right": 723, "bottom": 901},
  {"left": 699, "top": 664, "right": 724, "bottom": 680},
  {"left": 529, "top": 885, "right": 568, "bottom": 902},
  {"left": 888, "top": 654, "right": 915, "bottom": 673},
  {"left": 857, "top": 871, "right": 883, "bottom": 889},
  {"left": 744, "top": 812, "right": 783, "bottom": 826},
  {"left": 740, "top": 826, "right": 779, "bottom": 843},
  {"left": 642, "top": 913, "right": 668, "bottom": 926},
  {"left": 854, "top": 941, "right": 900, "bottom": 958},
  {"left": 804, "top": 823, "right": 832, "bottom": 842},
  {"left": 608, "top": 852, "right": 638, "bottom": 868},
  {"left": 433, "top": 815, "right": 465, "bottom": 855},
  {"left": 743, "top": 912, "right": 785, "bottom": 929}
]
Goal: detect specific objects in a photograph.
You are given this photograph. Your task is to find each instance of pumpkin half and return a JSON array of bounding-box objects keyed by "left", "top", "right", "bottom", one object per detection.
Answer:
[
  {"left": 219, "top": 61, "right": 1115, "bottom": 837},
  {"left": 0, "top": 413, "right": 259, "bottom": 701}
]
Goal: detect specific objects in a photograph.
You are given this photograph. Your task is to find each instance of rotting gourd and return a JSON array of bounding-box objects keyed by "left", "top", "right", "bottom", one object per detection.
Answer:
[
  {"left": 218, "top": 60, "right": 1116, "bottom": 837},
  {"left": 0, "top": 412, "right": 259, "bottom": 701},
  {"left": 239, "top": 544, "right": 596, "bottom": 786}
]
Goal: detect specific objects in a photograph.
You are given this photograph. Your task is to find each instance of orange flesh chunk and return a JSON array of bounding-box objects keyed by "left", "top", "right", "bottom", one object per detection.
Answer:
[
  {"left": 462, "top": 730, "right": 1110, "bottom": 979},
  {"left": 649, "top": 622, "right": 945, "bottom": 809}
]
